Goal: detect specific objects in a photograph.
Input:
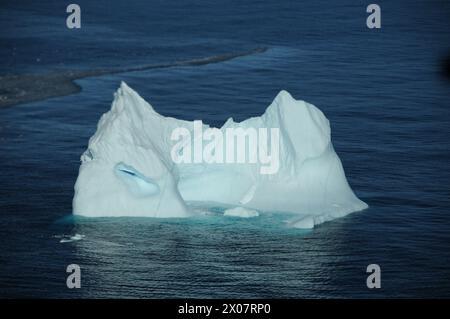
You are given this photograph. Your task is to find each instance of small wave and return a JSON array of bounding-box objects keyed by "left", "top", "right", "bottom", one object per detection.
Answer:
[{"left": 58, "top": 233, "right": 85, "bottom": 243}]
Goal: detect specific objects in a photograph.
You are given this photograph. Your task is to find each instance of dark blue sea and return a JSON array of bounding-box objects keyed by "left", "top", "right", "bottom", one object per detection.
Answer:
[{"left": 0, "top": 0, "right": 449, "bottom": 298}]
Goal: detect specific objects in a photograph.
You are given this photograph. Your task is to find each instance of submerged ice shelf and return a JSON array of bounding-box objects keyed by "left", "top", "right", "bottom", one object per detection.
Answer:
[{"left": 73, "top": 82, "right": 367, "bottom": 228}]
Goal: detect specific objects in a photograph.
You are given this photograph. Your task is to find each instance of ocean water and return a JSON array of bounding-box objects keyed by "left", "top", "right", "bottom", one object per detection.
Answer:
[{"left": 1, "top": 0, "right": 450, "bottom": 298}]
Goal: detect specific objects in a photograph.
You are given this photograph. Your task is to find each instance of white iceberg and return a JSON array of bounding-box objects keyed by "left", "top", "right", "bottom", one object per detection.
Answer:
[
  {"left": 73, "top": 82, "right": 367, "bottom": 228},
  {"left": 224, "top": 207, "right": 260, "bottom": 218}
]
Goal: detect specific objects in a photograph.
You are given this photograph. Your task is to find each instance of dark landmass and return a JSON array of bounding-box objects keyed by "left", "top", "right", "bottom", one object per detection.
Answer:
[{"left": 0, "top": 47, "right": 268, "bottom": 108}]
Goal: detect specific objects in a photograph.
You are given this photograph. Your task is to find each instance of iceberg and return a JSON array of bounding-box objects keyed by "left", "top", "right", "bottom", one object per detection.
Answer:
[{"left": 73, "top": 82, "right": 367, "bottom": 228}]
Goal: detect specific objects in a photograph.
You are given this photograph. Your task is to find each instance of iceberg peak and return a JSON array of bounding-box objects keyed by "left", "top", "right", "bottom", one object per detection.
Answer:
[
  {"left": 113, "top": 81, "right": 156, "bottom": 114},
  {"left": 274, "top": 89, "right": 295, "bottom": 103}
]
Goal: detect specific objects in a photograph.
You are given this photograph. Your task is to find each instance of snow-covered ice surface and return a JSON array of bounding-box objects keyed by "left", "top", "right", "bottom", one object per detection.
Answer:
[{"left": 73, "top": 82, "right": 367, "bottom": 228}]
